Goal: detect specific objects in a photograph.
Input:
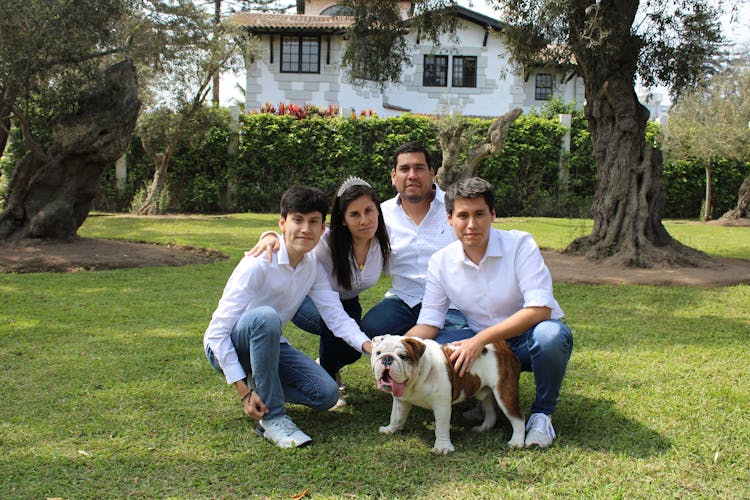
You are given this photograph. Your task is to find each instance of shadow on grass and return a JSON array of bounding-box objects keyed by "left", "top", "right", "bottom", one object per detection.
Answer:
[
  {"left": 0, "top": 381, "right": 670, "bottom": 498},
  {"left": 338, "top": 386, "right": 669, "bottom": 455},
  {"left": 551, "top": 393, "right": 669, "bottom": 454}
]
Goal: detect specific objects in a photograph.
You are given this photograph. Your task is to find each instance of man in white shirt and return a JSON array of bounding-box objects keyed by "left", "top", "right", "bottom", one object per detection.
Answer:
[
  {"left": 405, "top": 177, "right": 573, "bottom": 449},
  {"left": 359, "top": 142, "right": 468, "bottom": 337},
  {"left": 204, "top": 186, "right": 372, "bottom": 449}
]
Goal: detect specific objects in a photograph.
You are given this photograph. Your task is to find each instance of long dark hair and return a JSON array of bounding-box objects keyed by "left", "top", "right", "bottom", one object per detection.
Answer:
[{"left": 329, "top": 184, "right": 390, "bottom": 290}]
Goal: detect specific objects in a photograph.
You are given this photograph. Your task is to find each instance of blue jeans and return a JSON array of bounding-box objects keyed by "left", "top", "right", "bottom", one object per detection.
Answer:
[
  {"left": 205, "top": 306, "right": 339, "bottom": 419},
  {"left": 360, "top": 295, "right": 468, "bottom": 338},
  {"left": 434, "top": 319, "right": 573, "bottom": 415},
  {"left": 291, "top": 295, "right": 363, "bottom": 377}
]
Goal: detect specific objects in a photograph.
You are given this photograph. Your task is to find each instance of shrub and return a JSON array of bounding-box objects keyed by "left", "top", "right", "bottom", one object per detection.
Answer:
[
  {"left": 96, "top": 106, "right": 235, "bottom": 213},
  {"left": 662, "top": 158, "right": 750, "bottom": 218},
  {"left": 97, "top": 104, "right": 745, "bottom": 218}
]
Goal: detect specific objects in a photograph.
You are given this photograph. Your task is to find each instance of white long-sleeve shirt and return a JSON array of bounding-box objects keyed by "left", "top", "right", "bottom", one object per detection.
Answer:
[
  {"left": 203, "top": 237, "right": 370, "bottom": 384},
  {"left": 380, "top": 186, "right": 457, "bottom": 307},
  {"left": 417, "top": 228, "right": 564, "bottom": 332},
  {"left": 312, "top": 230, "right": 384, "bottom": 300}
]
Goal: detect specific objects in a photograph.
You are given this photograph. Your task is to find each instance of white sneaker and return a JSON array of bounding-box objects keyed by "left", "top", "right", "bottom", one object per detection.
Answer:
[
  {"left": 256, "top": 415, "right": 312, "bottom": 449},
  {"left": 525, "top": 413, "right": 556, "bottom": 448},
  {"left": 331, "top": 397, "right": 347, "bottom": 410}
]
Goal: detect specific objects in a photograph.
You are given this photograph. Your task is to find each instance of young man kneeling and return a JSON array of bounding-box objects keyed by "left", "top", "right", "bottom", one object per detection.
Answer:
[
  {"left": 204, "top": 186, "right": 372, "bottom": 448},
  {"left": 405, "top": 177, "right": 573, "bottom": 448}
]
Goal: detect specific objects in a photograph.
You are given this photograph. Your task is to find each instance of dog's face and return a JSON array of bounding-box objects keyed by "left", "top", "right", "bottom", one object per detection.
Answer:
[{"left": 371, "top": 335, "right": 427, "bottom": 397}]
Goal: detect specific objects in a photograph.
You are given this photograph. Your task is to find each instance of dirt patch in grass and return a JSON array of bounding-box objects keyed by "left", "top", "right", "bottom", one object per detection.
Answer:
[
  {"left": 1, "top": 230, "right": 749, "bottom": 286},
  {"left": 0, "top": 238, "right": 227, "bottom": 273}
]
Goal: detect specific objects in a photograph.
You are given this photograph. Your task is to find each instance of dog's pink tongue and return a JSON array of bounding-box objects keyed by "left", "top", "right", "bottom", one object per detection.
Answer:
[{"left": 391, "top": 381, "right": 406, "bottom": 397}]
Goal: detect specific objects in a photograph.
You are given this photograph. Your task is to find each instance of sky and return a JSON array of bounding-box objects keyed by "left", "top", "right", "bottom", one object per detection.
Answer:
[{"left": 219, "top": 1, "right": 750, "bottom": 106}]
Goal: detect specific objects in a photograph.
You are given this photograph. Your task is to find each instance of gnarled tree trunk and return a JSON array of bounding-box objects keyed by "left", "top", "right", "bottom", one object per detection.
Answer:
[
  {"left": 136, "top": 147, "right": 174, "bottom": 215},
  {"left": 0, "top": 59, "right": 140, "bottom": 241},
  {"left": 564, "top": 2, "right": 708, "bottom": 268},
  {"left": 721, "top": 174, "right": 750, "bottom": 219},
  {"left": 567, "top": 77, "right": 707, "bottom": 267},
  {"left": 435, "top": 108, "right": 522, "bottom": 189}
]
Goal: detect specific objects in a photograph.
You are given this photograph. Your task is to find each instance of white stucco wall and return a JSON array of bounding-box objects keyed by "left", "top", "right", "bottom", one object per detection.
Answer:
[{"left": 243, "top": 17, "right": 584, "bottom": 117}]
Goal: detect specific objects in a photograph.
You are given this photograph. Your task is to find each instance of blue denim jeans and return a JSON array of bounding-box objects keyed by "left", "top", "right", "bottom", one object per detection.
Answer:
[
  {"left": 291, "top": 295, "right": 363, "bottom": 377},
  {"left": 433, "top": 319, "right": 572, "bottom": 415},
  {"left": 360, "top": 295, "right": 469, "bottom": 338},
  {"left": 205, "top": 306, "right": 339, "bottom": 419}
]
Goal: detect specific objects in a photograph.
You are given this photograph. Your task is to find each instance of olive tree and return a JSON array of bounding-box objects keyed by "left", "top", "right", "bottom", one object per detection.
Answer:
[
  {"left": 0, "top": 0, "right": 140, "bottom": 240},
  {"left": 666, "top": 57, "right": 750, "bottom": 220},
  {"left": 344, "top": 0, "right": 741, "bottom": 267}
]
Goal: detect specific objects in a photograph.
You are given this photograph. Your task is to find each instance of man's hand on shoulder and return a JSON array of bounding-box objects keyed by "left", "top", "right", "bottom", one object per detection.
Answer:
[{"left": 246, "top": 232, "right": 280, "bottom": 262}]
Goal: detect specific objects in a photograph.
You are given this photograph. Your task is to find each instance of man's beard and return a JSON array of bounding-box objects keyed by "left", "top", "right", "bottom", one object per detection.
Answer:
[{"left": 401, "top": 191, "right": 426, "bottom": 204}]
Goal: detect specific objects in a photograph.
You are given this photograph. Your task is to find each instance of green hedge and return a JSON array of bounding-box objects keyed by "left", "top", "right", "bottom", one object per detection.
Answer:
[
  {"left": 662, "top": 158, "right": 750, "bottom": 219},
  {"left": 96, "top": 107, "right": 238, "bottom": 213},
  {"left": 93, "top": 107, "right": 747, "bottom": 218},
  {"left": 231, "top": 114, "right": 437, "bottom": 211}
]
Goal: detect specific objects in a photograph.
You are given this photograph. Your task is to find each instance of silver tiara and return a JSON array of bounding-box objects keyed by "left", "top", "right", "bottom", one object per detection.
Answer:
[{"left": 336, "top": 176, "right": 371, "bottom": 197}]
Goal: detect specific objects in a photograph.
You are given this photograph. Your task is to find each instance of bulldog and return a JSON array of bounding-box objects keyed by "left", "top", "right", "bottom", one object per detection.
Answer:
[{"left": 371, "top": 334, "right": 525, "bottom": 454}]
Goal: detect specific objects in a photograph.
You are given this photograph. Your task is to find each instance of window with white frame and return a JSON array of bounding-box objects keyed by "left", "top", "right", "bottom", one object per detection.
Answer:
[
  {"left": 535, "top": 73, "right": 553, "bottom": 100},
  {"left": 281, "top": 35, "right": 320, "bottom": 73}
]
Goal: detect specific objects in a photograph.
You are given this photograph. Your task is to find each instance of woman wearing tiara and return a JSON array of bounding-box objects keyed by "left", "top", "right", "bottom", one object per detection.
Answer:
[{"left": 250, "top": 177, "right": 390, "bottom": 406}]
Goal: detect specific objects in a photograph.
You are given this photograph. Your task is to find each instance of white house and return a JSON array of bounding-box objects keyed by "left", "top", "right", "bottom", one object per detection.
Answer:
[
  {"left": 229, "top": 1, "right": 584, "bottom": 117},
  {"left": 637, "top": 89, "right": 670, "bottom": 127}
]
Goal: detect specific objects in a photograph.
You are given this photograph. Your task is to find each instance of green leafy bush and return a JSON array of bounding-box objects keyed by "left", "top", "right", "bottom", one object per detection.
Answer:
[
  {"left": 232, "top": 113, "right": 436, "bottom": 212},
  {"left": 662, "top": 158, "right": 750, "bottom": 218},
  {"left": 97, "top": 104, "right": 745, "bottom": 218},
  {"left": 96, "top": 106, "right": 235, "bottom": 212}
]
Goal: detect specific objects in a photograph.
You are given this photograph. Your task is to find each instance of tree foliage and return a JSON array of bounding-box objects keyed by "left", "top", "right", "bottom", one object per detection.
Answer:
[
  {"left": 665, "top": 56, "right": 750, "bottom": 219},
  {"left": 0, "top": 0, "right": 140, "bottom": 240},
  {"left": 495, "top": 1, "right": 727, "bottom": 100},
  {"left": 355, "top": 0, "right": 738, "bottom": 266},
  {"left": 0, "top": 0, "right": 134, "bottom": 158},
  {"left": 125, "top": 0, "right": 250, "bottom": 214},
  {"left": 0, "top": 0, "right": 258, "bottom": 230},
  {"left": 667, "top": 58, "right": 750, "bottom": 162},
  {"left": 339, "top": 0, "right": 461, "bottom": 87},
  {"left": 340, "top": 0, "right": 410, "bottom": 88}
]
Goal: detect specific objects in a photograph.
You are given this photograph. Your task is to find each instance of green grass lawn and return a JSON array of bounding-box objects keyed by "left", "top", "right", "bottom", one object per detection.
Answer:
[{"left": 1, "top": 214, "right": 748, "bottom": 499}]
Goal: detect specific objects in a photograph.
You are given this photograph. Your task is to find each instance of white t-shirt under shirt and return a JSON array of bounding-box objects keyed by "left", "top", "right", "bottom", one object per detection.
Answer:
[{"left": 380, "top": 186, "right": 457, "bottom": 307}]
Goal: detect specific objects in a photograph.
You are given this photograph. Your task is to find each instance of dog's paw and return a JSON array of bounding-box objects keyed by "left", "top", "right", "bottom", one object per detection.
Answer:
[
  {"left": 431, "top": 441, "right": 455, "bottom": 454},
  {"left": 507, "top": 434, "right": 525, "bottom": 449},
  {"left": 379, "top": 425, "right": 397, "bottom": 435},
  {"left": 471, "top": 422, "right": 493, "bottom": 433}
]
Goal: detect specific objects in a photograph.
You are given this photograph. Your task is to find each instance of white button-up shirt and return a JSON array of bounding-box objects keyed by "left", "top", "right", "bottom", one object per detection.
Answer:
[
  {"left": 381, "top": 186, "right": 456, "bottom": 307},
  {"left": 417, "top": 228, "right": 564, "bottom": 332},
  {"left": 204, "top": 237, "right": 369, "bottom": 384},
  {"left": 313, "top": 229, "right": 384, "bottom": 300}
]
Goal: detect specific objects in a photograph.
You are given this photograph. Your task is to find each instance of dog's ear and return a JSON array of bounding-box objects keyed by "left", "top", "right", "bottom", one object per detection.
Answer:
[{"left": 402, "top": 337, "right": 427, "bottom": 362}]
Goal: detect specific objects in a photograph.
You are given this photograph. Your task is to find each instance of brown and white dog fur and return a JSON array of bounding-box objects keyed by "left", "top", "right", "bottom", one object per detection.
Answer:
[{"left": 371, "top": 334, "right": 525, "bottom": 454}]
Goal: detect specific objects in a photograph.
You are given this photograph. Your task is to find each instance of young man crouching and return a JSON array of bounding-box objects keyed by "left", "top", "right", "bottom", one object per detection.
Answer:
[{"left": 204, "top": 186, "right": 372, "bottom": 448}]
